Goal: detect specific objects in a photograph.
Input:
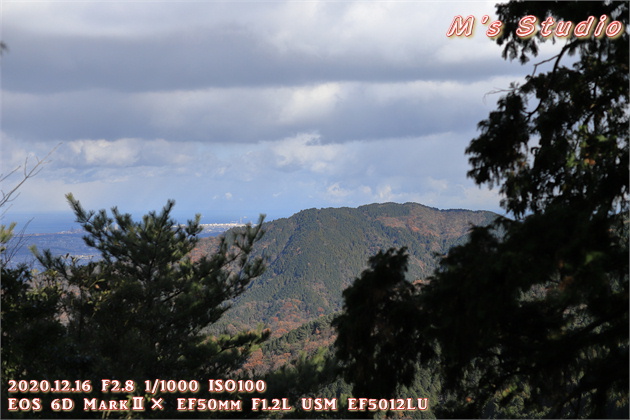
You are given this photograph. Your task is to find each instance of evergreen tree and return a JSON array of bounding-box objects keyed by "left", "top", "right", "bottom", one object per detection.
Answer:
[
  {"left": 332, "top": 248, "right": 420, "bottom": 400},
  {"left": 0, "top": 146, "right": 69, "bottom": 418},
  {"left": 421, "top": 2, "right": 628, "bottom": 417},
  {"left": 334, "top": 1, "right": 628, "bottom": 418},
  {"left": 1, "top": 264, "right": 70, "bottom": 419},
  {"left": 16, "top": 194, "right": 269, "bottom": 417}
]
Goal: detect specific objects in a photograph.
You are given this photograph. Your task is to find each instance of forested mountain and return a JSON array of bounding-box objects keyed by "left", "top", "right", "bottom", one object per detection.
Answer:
[{"left": 195, "top": 202, "right": 497, "bottom": 336}]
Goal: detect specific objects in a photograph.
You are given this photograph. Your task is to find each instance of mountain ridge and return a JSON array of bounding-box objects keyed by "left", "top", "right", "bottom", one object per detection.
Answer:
[{"left": 195, "top": 201, "right": 498, "bottom": 336}]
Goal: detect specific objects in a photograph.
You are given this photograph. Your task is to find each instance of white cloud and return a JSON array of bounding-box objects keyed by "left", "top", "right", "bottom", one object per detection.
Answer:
[
  {"left": 269, "top": 133, "right": 343, "bottom": 173},
  {"left": 2, "top": 1, "right": 540, "bottom": 221},
  {"left": 1, "top": 130, "right": 504, "bottom": 219},
  {"left": 68, "top": 139, "right": 139, "bottom": 166},
  {"left": 278, "top": 83, "right": 342, "bottom": 125},
  {"left": 376, "top": 184, "right": 395, "bottom": 201},
  {"left": 426, "top": 177, "right": 450, "bottom": 192},
  {"left": 326, "top": 182, "right": 351, "bottom": 200},
  {"left": 57, "top": 138, "right": 205, "bottom": 171}
]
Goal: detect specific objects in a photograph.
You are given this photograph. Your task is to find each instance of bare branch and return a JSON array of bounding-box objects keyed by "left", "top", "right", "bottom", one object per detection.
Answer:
[
  {"left": 523, "top": 40, "right": 577, "bottom": 121},
  {"left": 530, "top": 52, "right": 563, "bottom": 77},
  {"left": 0, "top": 144, "right": 61, "bottom": 215}
]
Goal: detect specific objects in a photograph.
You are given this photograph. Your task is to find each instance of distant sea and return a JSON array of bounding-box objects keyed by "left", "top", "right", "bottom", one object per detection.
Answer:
[
  {"left": 3, "top": 212, "right": 80, "bottom": 234},
  {"left": 3, "top": 212, "right": 243, "bottom": 234},
  {"left": 2, "top": 212, "right": 243, "bottom": 268}
]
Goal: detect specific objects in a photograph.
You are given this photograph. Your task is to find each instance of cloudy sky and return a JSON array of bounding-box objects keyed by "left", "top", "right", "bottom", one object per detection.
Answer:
[{"left": 2, "top": 1, "right": 549, "bottom": 225}]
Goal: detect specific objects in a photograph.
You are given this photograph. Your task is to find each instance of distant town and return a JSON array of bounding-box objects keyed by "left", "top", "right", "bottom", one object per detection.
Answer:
[{"left": 198, "top": 222, "right": 246, "bottom": 234}]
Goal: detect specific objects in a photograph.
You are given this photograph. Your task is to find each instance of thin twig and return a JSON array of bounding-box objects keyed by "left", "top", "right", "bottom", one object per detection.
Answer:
[{"left": 0, "top": 143, "right": 61, "bottom": 214}]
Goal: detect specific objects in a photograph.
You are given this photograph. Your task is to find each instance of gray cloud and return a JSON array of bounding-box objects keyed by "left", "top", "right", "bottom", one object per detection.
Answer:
[
  {"left": 3, "top": 24, "right": 519, "bottom": 95},
  {"left": 2, "top": 1, "right": 526, "bottom": 145},
  {"left": 3, "top": 77, "right": 514, "bottom": 143},
  {"left": 2, "top": 0, "right": 544, "bottom": 219}
]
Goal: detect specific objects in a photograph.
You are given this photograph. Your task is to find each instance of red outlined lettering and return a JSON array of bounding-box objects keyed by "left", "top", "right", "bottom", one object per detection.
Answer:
[
  {"left": 555, "top": 21, "right": 573, "bottom": 37},
  {"left": 575, "top": 16, "right": 596, "bottom": 37},
  {"left": 486, "top": 20, "right": 504, "bottom": 38},
  {"left": 8, "top": 398, "right": 43, "bottom": 412},
  {"left": 539, "top": 17, "right": 555, "bottom": 37},
  {"left": 446, "top": 15, "right": 476, "bottom": 37},
  {"left": 144, "top": 379, "right": 199, "bottom": 394},
  {"left": 606, "top": 21, "right": 624, "bottom": 38},
  {"left": 516, "top": 15, "right": 537, "bottom": 38},
  {"left": 300, "top": 397, "right": 338, "bottom": 411},
  {"left": 346, "top": 398, "right": 429, "bottom": 412},
  {"left": 593, "top": 15, "right": 608, "bottom": 38},
  {"left": 208, "top": 379, "right": 266, "bottom": 393},
  {"left": 176, "top": 398, "right": 243, "bottom": 412},
  {"left": 250, "top": 398, "right": 292, "bottom": 412},
  {"left": 51, "top": 398, "right": 74, "bottom": 411},
  {"left": 446, "top": 14, "right": 624, "bottom": 40}
]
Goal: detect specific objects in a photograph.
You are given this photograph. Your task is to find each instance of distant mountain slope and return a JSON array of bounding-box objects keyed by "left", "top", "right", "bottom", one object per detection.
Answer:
[{"left": 195, "top": 202, "right": 497, "bottom": 336}]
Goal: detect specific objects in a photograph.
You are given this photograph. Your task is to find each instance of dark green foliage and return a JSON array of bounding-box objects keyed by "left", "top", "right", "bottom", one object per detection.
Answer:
[
  {"left": 207, "top": 203, "right": 496, "bottom": 334},
  {"left": 41, "top": 195, "right": 268, "bottom": 380},
  {"left": 469, "top": 1, "right": 628, "bottom": 219},
  {"left": 333, "top": 248, "right": 421, "bottom": 399},
  {"left": 396, "top": 365, "right": 441, "bottom": 419},
  {"left": 0, "top": 264, "right": 69, "bottom": 418},
  {"left": 261, "top": 314, "right": 338, "bottom": 361},
  {"left": 422, "top": 218, "right": 602, "bottom": 414},
  {"left": 2, "top": 195, "right": 268, "bottom": 418},
  {"left": 260, "top": 313, "right": 438, "bottom": 419},
  {"left": 264, "top": 347, "right": 340, "bottom": 413},
  {"left": 331, "top": 249, "right": 441, "bottom": 418},
  {"left": 333, "top": 2, "right": 628, "bottom": 418},
  {"left": 427, "top": 2, "right": 628, "bottom": 417},
  {"left": 421, "top": 209, "right": 628, "bottom": 417}
]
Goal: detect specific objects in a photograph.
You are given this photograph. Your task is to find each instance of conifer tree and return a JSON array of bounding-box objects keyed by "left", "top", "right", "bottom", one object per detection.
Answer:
[
  {"left": 334, "top": 2, "right": 628, "bottom": 418},
  {"left": 27, "top": 194, "right": 269, "bottom": 417},
  {"left": 421, "top": 3, "right": 629, "bottom": 417},
  {"left": 332, "top": 248, "right": 420, "bottom": 399},
  {"left": 0, "top": 146, "right": 70, "bottom": 419}
]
